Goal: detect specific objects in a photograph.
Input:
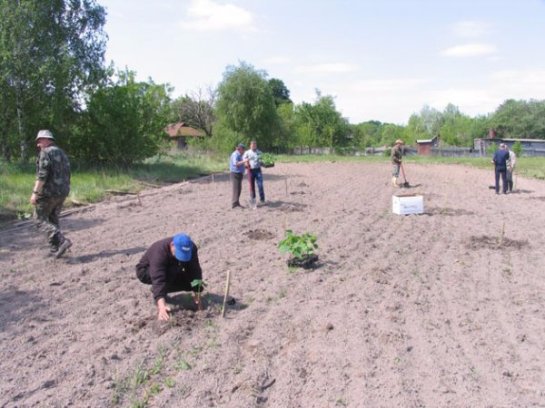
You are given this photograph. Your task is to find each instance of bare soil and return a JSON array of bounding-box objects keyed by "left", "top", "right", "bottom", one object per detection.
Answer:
[{"left": 1, "top": 162, "right": 545, "bottom": 407}]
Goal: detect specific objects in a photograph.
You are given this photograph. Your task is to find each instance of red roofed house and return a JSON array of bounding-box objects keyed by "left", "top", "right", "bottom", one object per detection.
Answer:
[{"left": 165, "top": 122, "right": 205, "bottom": 149}]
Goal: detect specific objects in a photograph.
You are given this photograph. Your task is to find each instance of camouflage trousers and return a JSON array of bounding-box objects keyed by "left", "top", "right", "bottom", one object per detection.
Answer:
[{"left": 34, "top": 196, "right": 67, "bottom": 250}]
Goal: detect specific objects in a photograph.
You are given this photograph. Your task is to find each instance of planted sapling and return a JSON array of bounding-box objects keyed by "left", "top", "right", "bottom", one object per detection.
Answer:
[
  {"left": 278, "top": 229, "right": 319, "bottom": 269},
  {"left": 190, "top": 279, "right": 207, "bottom": 310}
]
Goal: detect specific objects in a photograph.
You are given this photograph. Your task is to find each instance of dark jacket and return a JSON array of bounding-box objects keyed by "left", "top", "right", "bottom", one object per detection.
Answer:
[
  {"left": 493, "top": 149, "right": 510, "bottom": 171},
  {"left": 391, "top": 145, "right": 403, "bottom": 164},
  {"left": 135, "top": 237, "right": 202, "bottom": 301}
]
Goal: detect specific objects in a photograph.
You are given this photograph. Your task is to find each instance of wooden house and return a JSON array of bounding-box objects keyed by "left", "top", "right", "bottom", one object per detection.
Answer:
[{"left": 165, "top": 122, "right": 205, "bottom": 149}]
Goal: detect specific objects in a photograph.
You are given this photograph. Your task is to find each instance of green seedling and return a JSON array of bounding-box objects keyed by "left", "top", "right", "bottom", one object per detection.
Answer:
[
  {"left": 164, "top": 378, "right": 175, "bottom": 388},
  {"left": 260, "top": 152, "right": 276, "bottom": 168},
  {"left": 190, "top": 279, "right": 207, "bottom": 310},
  {"left": 278, "top": 229, "right": 318, "bottom": 263}
]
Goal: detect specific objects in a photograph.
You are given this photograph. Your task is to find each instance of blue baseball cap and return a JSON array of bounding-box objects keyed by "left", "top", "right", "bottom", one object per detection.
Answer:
[{"left": 172, "top": 233, "right": 193, "bottom": 262}]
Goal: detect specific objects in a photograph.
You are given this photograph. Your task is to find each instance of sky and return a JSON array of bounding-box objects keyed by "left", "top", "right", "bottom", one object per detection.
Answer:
[{"left": 100, "top": 0, "right": 545, "bottom": 125}]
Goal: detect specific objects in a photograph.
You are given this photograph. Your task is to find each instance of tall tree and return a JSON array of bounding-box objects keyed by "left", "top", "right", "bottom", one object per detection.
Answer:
[
  {"left": 491, "top": 99, "right": 545, "bottom": 139},
  {"left": 268, "top": 78, "right": 291, "bottom": 107},
  {"left": 0, "top": 0, "right": 107, "bottom": 161},
  {"left": 294, "top": 91, "right": 349, "bottom": 148},
  {"left": 73, "top": 71, "right": 172, "bottom": 166},
  {"left": 215, "top": 62, "right": 279, "bottom": 149}
]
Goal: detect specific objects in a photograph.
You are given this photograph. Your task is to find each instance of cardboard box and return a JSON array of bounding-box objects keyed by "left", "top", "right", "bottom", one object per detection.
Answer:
[{"left": 392, "top": 194, "right": 424, "bottom": 215}]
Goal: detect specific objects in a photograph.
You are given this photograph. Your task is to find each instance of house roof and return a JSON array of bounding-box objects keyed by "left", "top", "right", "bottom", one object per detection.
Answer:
[
  {"left": 416, "top": 135, "right": 438, "bottom": 144},
  {"left": 165, "top": 122, "right": 205, "bottom": 138}
]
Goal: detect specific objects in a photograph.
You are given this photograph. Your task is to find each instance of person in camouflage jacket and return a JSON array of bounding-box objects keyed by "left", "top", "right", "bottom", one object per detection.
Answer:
[{"left": 29, "top": 130, "right": 72, "bottom": 258}]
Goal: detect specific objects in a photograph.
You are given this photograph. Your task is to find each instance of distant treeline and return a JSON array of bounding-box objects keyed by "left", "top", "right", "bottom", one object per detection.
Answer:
[{"left": 2, "top": 1, "right": 544, "bottom": 166}]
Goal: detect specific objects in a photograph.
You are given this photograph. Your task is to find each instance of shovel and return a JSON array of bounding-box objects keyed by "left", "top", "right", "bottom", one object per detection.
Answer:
[{"left": 400, "top": 163, "right": 411, "bottom": 188}]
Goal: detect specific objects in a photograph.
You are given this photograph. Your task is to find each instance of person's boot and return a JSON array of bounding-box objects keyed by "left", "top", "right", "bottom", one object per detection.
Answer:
[{"left": 55, "top": 238, "right": 72, "bottom": 258}]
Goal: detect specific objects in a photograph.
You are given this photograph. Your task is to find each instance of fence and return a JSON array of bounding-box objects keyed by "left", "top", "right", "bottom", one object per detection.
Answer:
[{"left": 290, "top": 145, "right": 545, "bottom": 158}]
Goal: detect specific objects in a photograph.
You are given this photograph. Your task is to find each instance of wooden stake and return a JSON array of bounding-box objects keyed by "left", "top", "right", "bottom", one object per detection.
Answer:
[
  {"left": 221, "top": 270, "right": 231, "bottom": 318},
  {"left": 285, "top": 178, "right": 288, "bottom": 196}
]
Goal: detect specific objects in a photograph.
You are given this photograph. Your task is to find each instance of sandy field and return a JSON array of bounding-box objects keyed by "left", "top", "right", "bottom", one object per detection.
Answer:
[{"left": 1, "top": 161, "right": 545, "bottom": 408}]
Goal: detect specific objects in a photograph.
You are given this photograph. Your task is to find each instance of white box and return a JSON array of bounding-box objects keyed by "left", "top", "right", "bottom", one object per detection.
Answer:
[{"left": 392, "top": 194, "right": 424, "bottom": 215}]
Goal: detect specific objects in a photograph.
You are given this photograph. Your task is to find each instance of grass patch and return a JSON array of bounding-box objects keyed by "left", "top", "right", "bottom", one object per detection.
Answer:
[{"left": 0, "top": 150, "right": 226, "bottom": 224}]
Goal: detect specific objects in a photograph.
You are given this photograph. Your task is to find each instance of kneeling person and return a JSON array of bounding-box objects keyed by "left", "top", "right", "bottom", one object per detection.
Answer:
[{"left": 136, "top": 233, "right": 203, "bottom": 320}]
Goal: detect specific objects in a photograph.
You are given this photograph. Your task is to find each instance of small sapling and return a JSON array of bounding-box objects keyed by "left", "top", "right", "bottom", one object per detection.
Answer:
[
  {"left": 278, "top": 229, "right": 319, "bottom": 269},
  {"left": 190, "top": 279, "right": 207, "bottom": 310}
]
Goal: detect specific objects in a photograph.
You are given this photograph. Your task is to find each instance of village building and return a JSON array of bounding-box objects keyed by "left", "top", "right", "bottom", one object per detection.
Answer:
[{"left": 164, "top": 122, "right": 205, "bottom": 149}]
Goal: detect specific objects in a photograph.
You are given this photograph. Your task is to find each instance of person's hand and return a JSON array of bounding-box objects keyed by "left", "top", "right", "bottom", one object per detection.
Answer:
[
  {"left": 157, "top": 298, "right": 171, "bottom": 321},
  {"left": 30, "top": 193, "right": 38, "bottom": 205}
]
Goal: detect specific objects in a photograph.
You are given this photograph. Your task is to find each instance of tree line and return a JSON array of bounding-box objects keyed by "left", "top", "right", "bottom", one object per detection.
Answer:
[{"left": 2, "top": 0, "right": 545, "bottom": 166}]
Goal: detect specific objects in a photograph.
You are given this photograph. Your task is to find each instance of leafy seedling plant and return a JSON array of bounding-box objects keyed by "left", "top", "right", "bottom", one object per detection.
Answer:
[
  {"left": 191, "top": 279, "right": 207, "bottom": 310},
  {"left": 278, "top": 229, "right": 319, "bottom": 269},
  {"left": 260, "top": 152, "right": 276, "bottom": 168}
]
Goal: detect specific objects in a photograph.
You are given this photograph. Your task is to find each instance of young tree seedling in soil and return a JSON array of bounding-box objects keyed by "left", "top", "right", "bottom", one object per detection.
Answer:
[
  {"left": 278, "top": 229, "right": 319, "bottom": 269},
  {"left": 190, "top": 279, "right": 207, "bottom": 311}
]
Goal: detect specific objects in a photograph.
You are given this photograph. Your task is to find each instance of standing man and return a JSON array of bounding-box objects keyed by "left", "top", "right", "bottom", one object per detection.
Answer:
[
  {"left": 243, "top": 140, "right": 265, "bottom": 205},
  {"left": 391, "top": 139, "right": 404, "bottom": 187},
  {"left": 229, "top": 143, "right": 246, "bottom": 208},
  {"left": 30, "top": 130, "right": 72, "bottom": 258},
  {"left": 135, "top": 233, "right": 203, "bottom": 321},
  {"left": 506, "top": 145, "right": 517, "bottom": 193},
  {"left": 492, "top": 143, "right": 510, "bottom": 194}
]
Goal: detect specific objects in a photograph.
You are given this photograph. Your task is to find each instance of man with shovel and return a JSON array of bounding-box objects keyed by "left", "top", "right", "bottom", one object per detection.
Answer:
[{"left": 391, "top": 139, "right": 404, "bottom": 187}]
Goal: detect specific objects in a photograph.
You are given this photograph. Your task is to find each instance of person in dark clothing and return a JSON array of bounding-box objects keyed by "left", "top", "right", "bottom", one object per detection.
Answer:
[
  {"left": 492, "top": 143, "right": 510, "bottom": 194},
  {"left": 136, "top": 233, "right": 203, "bottom": 320},
  {"left": 229, "top": 143, "right": 246, "bottom": 208}
]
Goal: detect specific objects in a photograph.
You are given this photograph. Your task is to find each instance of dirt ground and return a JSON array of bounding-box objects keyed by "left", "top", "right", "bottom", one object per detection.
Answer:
[{"left": 1, "top": 162, "right": 545, "bottom": 408}]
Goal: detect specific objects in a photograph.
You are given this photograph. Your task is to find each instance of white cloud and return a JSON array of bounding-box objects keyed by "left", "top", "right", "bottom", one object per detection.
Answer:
[
  {"left": 441, "top": 43, "right": 497, "bottom": 57},
  {"left": 180, "top": 0, "right": 255, "bottom": 32},
  {"left": 295, "top": 63, "right": 358, "bottom": 74},
  {"left": 452, "top": 20, "right": 492, "bottom": 38}
]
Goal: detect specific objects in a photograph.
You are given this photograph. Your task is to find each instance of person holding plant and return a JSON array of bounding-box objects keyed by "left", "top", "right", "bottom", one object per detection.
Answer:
[
  {"left": 506, "top": 145, "right": 517, "bottom": 193},
  {"left": 30, "top": 129, "right": 73, "bottom": 258},
  {"left": 135, "top": 233, "right": 203, "bottom": 321},
  {"left": 243, "top": 140, "right": 265, "bottom": 205},
  {"left": 229, "top": 143, "right": 246, "bottom": 208},
  {"left": 390, "top": 139, "right": 404, "bottom": 187}
]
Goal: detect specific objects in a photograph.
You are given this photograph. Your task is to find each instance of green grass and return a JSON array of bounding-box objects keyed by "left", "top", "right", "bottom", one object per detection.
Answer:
[{"left": 0, "top": 151, "right": 226, "bottom": 223}]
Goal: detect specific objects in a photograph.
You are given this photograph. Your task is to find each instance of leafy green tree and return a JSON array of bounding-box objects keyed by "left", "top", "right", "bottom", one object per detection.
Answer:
[
  {"left": 293, "top": 91, "right": 349, "bottom": 148},
  {"left": 512, "top": 140, "right": 522, "bottom": 157},
  {"left": 379, "top": 123, "right": 405, "bottom": 146},
  {"left": 73, "top": 71, "right": 172, "bottom": 166},
  {"left": 491, "top": 99, "right": 545, "bottom": 139},
  {"left": 352, "top": 121, "right": 383, "bottom": 148},
  {"left": 215, "top": 62, "right": 279, "bottom": 150},
  {"left": 0, "top": 0, "right": 107, "bottom": 161},
  {"left": 268, "top": 78, "right": 291, "bottom": 107},
  {"left": 276, "top": 102, "right": 297, "bottom": 150}
]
